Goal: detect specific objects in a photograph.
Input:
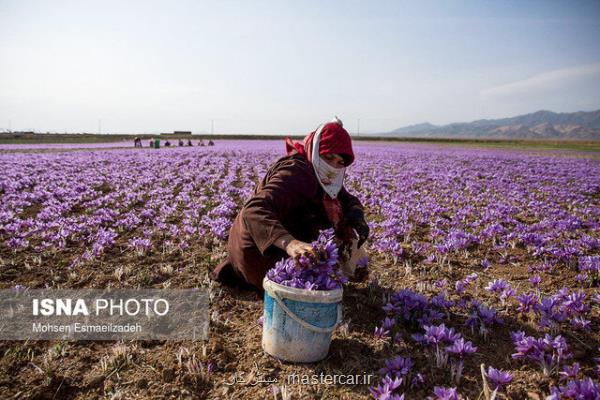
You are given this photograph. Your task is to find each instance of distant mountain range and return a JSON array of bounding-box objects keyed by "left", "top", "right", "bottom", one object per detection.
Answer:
[{"left": 381, "top": 110, "right": 600, "bottom": 139}]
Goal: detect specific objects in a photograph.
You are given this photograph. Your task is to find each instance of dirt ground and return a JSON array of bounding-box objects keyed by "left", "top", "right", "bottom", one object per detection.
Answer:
[{"left": 1, "top": 236, "right": 598, "bottom": 399}]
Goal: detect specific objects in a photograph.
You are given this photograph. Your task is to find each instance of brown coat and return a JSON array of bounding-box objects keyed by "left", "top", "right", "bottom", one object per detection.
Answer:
[{"left": 212, "top": 153, "right": 364, "bottom": 291}]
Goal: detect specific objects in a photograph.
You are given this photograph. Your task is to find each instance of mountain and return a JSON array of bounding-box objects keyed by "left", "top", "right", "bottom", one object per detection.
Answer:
[
  {"left": 391, "top": 122, "right": 438, "bottom": 135},
  {"left": 383, "top": 110, "right": 600, "bottom": 139}
]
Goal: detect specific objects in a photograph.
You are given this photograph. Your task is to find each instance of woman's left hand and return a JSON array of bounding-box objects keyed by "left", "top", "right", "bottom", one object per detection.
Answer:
[{"left": 346, "top": 208, "right": 369, "bottom": 248}]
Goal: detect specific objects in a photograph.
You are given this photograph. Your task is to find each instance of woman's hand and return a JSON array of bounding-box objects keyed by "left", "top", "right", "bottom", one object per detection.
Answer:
[
  {"left": 350, "top": 266, "right": 369, "bottom": 283},
  {"left": 346, "top": 208, "right": 369, "bottom": 248},
  {"left": 285, "top": 239, "right": 317, "bottom": 262}
]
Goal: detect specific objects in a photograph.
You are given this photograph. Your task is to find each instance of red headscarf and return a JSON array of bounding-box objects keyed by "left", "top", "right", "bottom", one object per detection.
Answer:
[
  {"left": 285, "top": 121, "right": 355, "bottom": 166},
  {"left": 285, "top": 120, "right": 356, "bottom": 242}
]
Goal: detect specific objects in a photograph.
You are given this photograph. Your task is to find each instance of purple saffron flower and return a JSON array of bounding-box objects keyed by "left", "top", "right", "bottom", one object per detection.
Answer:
[
  {"left": 423, "top": 324, "right": 461, "bottom": 346},
  {"left": 486, "top": 366, "right": 512, "bottom": 390},
  {"left": 430, "top": 386, "right": 459, "bottom": 400},
  {"left": 559, "top": 363, "right": 580, "bottom": 381},
  {"left": 421, "top": 324, "right": 462, "bottom": 368},
  {"left": 379, "top": 356, "right": 413, "bottom": 378},
  {"left": 446, "top": 338, "right": 477, "bottom": 383},
  {"left": 570, "top": 317, "right": 591, "bottom": 331},
  {"left": 266, "top": 229, "right": 347, "bottom": 291},
  {"left": 511, "top": 331, "right": 572, "bottom": 376},
  {"left": 446, "top": 338, "right": 477, "bottom": 358},
  {"left": 485, "top": 279, "right": 509, "bottom": 293},
  {"left": 464, "top": 273, "right": 478, "bottom": 283},
  {"left": 13, "top": 284, "right": 27, "bottom": 295},
  {"left": 381, "top": 317, "right": 396, "bottom": 331},
  {"left": 549, "top": 377, "right": 600, "bottom": 400},
  {"left": 517, "top": 292, "right": 538, "bottom": 314},
  {"left": 411, "top": 373, "right": 426, "bottom": 388},
  {"left": 374, "top": 326, "right": 390, "bottom": 339},
  {"left": 207, "top": 362, "right": 215, "bottom": 373},
  {"left": 369, "top": 375, "right": 404, "bottom": 400},
  {"left": 500, "top": 287, "right": 516, "bottom": 301},
  {"left": 431, "top": 292, "right": 454, "bottom": 310},
  {"left": 454, "top": 280, "right": 466, "bottom": 294},
  {"left": 465, "top": 304, "right": 503, "bottom": 338},
  {"left": 435, "top": 279, "right": 448, "bottom": 289},
  {"left": 529, "top": 275, "right": 541, "bottom": 288}
]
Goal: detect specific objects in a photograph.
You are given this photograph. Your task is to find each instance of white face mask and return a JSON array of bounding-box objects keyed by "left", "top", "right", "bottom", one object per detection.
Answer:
[
  {"left": 311, "top": 121, "right": 346, "bottom": 199},
  {"left": 316, "top": 158, "right": 345, "bottom": 197}
]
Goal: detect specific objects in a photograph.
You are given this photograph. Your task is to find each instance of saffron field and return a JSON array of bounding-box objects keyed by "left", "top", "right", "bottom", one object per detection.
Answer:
[{"left": 0, "top": 140, "right": 598, "bottom": 399}]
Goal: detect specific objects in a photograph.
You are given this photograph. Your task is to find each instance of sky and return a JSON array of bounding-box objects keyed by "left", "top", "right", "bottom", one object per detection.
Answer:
[{"left": 1, "top": 0, "right": 600, "bottom": 134}]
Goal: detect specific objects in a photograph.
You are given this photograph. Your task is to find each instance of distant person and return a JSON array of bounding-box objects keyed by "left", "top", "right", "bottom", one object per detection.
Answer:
[
  {"left": 187, "top": 139, "right": 193, "bottom": 146},
  {"left": 208, "top": 140, "right": 215, "bottom": 146},
  {"left": 154, "top": 137, "right": 160, "bottom": 149},
  {"left": 165, "top": 140, "right": 171, "bottom": 147},
  {"left": 178, "top": 139, "right": 184, "bottom": 147},
  {"left": 211, "top": 117, "right": 369, "bottom": 292},
  {"left": 198, "top": 139, "right": 205, "bottom": 147},
  {"left": 149, "top": 139, "right": 154, "bottom": 148},
  {"left": 134, "top": 137, "right": 142, "bottom": 148}
]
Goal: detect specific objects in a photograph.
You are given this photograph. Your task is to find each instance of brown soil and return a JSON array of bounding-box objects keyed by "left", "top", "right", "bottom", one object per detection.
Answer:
[{"left": 1, "top": 238, "right": 598, "bottom": 399}]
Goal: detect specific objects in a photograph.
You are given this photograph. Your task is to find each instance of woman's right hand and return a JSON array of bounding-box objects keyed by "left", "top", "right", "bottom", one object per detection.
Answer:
[{"left": 285, "top": 239, "right": 317, "bottom": 262}]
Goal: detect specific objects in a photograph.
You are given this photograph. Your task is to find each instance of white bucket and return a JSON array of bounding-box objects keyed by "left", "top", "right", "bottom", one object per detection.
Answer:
[{"left": 262, "top": 277, "right": 343, "bottom": 363}]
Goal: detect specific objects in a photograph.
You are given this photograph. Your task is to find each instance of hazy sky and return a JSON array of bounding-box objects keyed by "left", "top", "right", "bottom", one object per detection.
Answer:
[{"left": 1, "top": 0, "right": 600, "bottom": 134}]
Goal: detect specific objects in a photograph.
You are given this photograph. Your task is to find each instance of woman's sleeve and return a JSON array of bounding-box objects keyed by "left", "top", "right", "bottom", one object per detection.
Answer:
[
  {"left": 242, "top": 161, "right": 316, "bottom": 255},
  {"left": 338, "top": 185, "right": 364, "bottom": 213}
]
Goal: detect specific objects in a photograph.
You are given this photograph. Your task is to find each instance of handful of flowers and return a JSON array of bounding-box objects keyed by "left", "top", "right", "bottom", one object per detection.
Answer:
[{"left": 266, "top": 229, "right": 348, "bottom": 290}]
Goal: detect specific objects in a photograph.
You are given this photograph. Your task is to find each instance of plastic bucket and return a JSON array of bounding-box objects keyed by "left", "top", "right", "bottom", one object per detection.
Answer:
[{"left": 262, "top": 277, "right": 343, "bottom": 363}]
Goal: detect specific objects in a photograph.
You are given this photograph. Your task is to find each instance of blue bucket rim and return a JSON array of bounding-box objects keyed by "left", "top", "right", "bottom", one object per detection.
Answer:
[{"left": 263, "top": 277, "right": 343, "bottom": 304}]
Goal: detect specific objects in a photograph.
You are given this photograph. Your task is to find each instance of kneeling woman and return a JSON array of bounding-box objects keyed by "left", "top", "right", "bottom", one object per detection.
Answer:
[{"left": 212, "top": 117, "right": 369, "bottom": 292}]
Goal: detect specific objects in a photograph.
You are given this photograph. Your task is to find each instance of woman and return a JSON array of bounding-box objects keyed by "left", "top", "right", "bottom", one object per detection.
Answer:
[{"left": 211, "top": 117, "right": 369, "bottom": 292}]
